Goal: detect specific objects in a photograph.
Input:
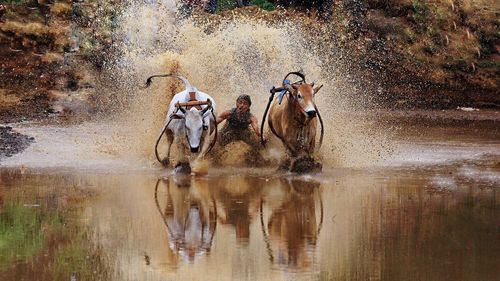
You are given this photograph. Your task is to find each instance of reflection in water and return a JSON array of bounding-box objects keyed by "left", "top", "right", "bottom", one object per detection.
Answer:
[
  {"left": 0, "top": 161, "right": 498, "bottom": 281},
  {"left": 0, "top": 170, "right": 111, "bottom": 281},
  {"left": 260, "top": 179, "right": 323, "bottom": 270},
  {"left": 211, "top": 177, "right": 263, "bottom": 244},
  {"left": 154, "top": 177, "right": 217, "bottom": 262}
]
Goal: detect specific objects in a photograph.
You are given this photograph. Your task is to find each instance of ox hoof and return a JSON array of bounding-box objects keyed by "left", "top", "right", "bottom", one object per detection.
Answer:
[
  {"left": 174, "top": 162, "right": 191, "bottom": 175},
  {"left": 160, "top": 158, "right": 170, "bottom": 167},
  {"left": 290, "top": 156, "right": 322, "bottom": 174},
  {"left": 277, "top": 159, "right": 291, "bottom": 172}
]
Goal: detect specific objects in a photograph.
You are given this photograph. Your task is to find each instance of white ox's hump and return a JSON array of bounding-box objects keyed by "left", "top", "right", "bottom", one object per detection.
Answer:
[{"left": 167, "top": 90, "right": 217, "bottom": 117}]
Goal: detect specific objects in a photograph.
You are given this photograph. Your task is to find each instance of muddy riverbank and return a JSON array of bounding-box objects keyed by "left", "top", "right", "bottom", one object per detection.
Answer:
[{"left": 0, "top": 126, "right": 34, "bottom": 160}]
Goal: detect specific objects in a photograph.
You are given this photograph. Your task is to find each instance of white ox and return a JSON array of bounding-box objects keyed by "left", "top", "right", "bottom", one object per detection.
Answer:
[{"left": 145, "top": 74, "right": 217, "bottom": 168}]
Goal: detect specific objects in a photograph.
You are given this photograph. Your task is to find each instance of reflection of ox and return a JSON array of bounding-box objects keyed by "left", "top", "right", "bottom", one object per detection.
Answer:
[
  {"left": 261, "top": 71, "right": 324, "bottom": 172},
  {"left": 145, "top": 74, "right": 217, "bottom": 168},
  {"left": 154, "top": 177, "right": 217, "bottom": 261},
  {"left": 260, "top": 178, "right": 323, "bottom": 269}
]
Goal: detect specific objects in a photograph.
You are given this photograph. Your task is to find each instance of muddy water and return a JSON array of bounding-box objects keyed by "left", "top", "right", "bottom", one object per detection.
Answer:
[{"left": 1, "top": 112, "right": 499, "bottom": 281}]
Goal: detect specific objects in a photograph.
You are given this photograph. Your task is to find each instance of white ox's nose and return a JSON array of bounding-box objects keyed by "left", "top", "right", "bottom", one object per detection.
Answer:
[{"left": 190, "top": 146, "right": 200, "bottom": 153}]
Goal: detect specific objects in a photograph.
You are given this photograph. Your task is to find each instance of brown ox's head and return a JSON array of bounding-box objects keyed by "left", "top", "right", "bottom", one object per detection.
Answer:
[{"left": 285, "top": 82, "right": 323, "bottom": 119}]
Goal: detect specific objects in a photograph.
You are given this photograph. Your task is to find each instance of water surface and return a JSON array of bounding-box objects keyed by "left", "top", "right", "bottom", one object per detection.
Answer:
[{"left": 0, "top": 112, "right": 499, "bottom": 281}]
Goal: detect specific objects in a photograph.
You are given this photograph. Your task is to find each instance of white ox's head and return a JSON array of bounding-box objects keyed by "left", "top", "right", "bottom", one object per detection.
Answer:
[{"left": 173, "top": 104, "right": 212, "bottom": 153}]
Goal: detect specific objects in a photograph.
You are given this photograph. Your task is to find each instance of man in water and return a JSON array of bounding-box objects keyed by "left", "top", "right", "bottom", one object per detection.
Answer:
[{"left": 216, "top": 94, "right": 264, "bottom": 148}]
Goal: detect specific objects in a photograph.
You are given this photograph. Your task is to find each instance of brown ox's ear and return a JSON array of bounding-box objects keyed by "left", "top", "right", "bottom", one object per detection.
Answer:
[
  {"left": 292, "top": 83, "right": 300, "bottom": 90},
  {"left": 314, "top": 84, "right": 323, "bottom": 94}
]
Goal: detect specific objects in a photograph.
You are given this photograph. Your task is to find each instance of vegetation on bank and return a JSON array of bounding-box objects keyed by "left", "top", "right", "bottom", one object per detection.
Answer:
[{"left": 319, "top": 0, "right": 499, "bottom": 107}]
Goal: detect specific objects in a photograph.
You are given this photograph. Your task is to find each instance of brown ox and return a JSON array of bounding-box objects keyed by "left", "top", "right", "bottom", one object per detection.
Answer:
[{"left": 262, "top": 72, "right": 323, "bottom": 172}]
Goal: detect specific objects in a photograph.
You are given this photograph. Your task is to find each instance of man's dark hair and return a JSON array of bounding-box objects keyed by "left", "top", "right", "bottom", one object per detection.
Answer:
[{"left": 237, "top": 94, "right": 252, "bottom": 106}]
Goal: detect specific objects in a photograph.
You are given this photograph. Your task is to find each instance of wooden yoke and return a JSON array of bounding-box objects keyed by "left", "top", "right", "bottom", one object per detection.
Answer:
[{"left": 176, "top": 99, "right": 212, "bottom": 109}]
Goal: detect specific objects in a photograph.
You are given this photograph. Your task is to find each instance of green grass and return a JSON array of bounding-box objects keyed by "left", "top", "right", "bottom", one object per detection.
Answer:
[
  {"left": 217, "top": 0, "right": 276, "bottom": 12},
  {"left": 0, "top": 199, "right": 110, "bottom": 279},
  {"left": 252, "top": 0, "right": 275, "bottom": 11},
  {"left": 52, "top": 229, "right": 111, "bottom": 281},
  {"left": 0, "top": 202, "right": 62, "bottom": 269}
]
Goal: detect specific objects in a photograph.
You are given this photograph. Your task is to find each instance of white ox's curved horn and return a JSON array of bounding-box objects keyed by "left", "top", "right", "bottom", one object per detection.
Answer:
[{"left": 144, "top": 73, "right": 193, "bottom": 92}]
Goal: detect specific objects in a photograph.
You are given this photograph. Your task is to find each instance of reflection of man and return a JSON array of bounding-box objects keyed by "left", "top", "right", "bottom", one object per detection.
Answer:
[{"left": 214, "top": 177, "right": 262, "bottom": 243}]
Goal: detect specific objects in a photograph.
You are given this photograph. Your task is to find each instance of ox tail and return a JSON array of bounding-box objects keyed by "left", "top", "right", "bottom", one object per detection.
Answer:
[
  {"left": 143, "top": 73, "right": 192, "bottom": 90},
  {"left": 315, "top": 104, "right": 324, "bottom": 151},
  {"left": 154, "top": 118, "right": 173, "bottom": 164}
]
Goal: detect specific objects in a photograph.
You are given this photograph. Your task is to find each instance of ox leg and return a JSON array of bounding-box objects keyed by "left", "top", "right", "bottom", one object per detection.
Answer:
[
  {"left": 198, "top": 119, "right": 218, "bottom": 161},
  {"left": 174, "top": 138, "right": 189, "bottom": 168},
  {"left": 278, "top": 158, "right": 291, "bottom": 171},
  {"left": 163, "top": 130, "right": 174, "bottom": 166},
  {"left": 197, "top": 132, "right": 211, "bottom": 161},
  {"left": 278, "top": 150, "right": 293, "bottom": 172}
]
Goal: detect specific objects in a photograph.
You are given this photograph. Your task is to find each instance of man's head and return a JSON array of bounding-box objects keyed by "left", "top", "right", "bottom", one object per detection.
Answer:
[
  {"left": 187, "top": 86, "right": 198, "bottom": 101},
  {"left": 236, "top": 94, "right": 251, "bottom": 113}
]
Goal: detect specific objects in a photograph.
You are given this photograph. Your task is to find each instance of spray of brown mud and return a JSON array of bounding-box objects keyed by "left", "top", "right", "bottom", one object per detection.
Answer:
[{"left": 91, "top": 0, "right": 394, "bottom": 169}]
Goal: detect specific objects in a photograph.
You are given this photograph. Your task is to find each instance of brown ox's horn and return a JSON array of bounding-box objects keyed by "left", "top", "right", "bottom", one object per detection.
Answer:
[
  {"left": 176, "top": 102, "right": 186, "bottom": 114},
  {"left": 283, "top": 71, "right": 306, "bottom": 85},
  {"left": 284, "top": 83, "right": 294, "bottom": 93}
]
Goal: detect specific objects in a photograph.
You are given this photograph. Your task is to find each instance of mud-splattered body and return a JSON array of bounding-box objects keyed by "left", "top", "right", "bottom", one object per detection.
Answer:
[{"left": 267, "top": 82, "right": 322, "bottom": 171}]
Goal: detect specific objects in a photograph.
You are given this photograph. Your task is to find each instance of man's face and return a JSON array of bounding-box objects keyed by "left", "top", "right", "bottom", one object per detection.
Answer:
[{"left": 236, "top": 99, "right": 250, "bottom": 113}]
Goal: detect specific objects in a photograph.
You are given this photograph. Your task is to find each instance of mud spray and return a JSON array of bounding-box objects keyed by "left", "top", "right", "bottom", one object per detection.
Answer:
[{"left": 92, "top": 0, "right": 394, "bottom": 170}]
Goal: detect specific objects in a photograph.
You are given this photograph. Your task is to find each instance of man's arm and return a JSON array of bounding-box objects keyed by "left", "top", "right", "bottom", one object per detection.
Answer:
[
  {"left": 250, "top": 116, "right": 262, "bottom": 139},
  {"left": 216, "top": 110, "right": 231, "bottom": 125}
]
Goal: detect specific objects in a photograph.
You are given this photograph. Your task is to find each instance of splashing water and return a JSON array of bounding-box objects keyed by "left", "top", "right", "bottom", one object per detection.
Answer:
[
  {"left": 91, "top": 0, "right": 394, "bottom": 168},
  {"left": 3, "top": 1, "right": 394, "bottom": 169}
]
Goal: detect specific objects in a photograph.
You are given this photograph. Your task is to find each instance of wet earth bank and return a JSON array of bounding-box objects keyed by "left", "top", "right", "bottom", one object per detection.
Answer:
[{"left": 0, "top": 126, "right": 34, "bottom": 160}]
